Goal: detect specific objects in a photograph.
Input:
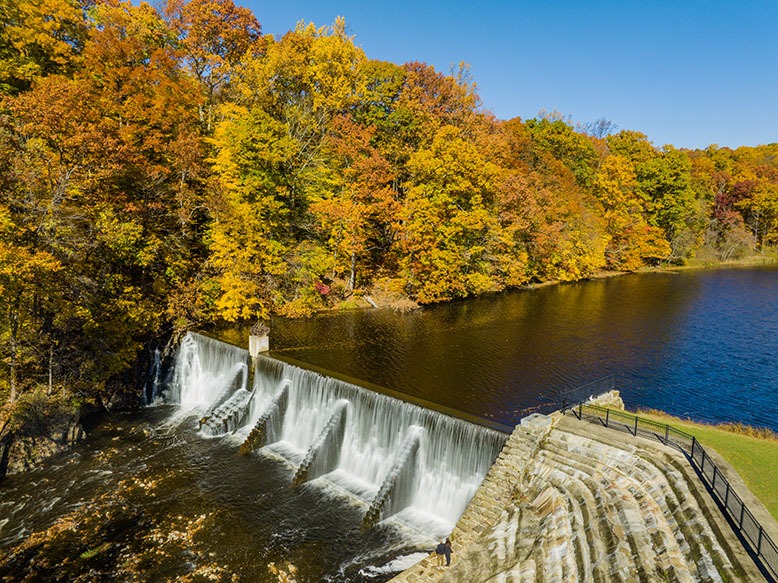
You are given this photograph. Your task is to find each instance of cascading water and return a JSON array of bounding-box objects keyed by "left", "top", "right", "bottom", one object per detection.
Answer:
[
  {"left": 200, "top": 389, "right": 254, "bottom": 436},
  {"left": 142, "top": 347, "right": 162, "bottom": 405},
  {"left": 250, "top": 355, "right": 507, "bottom": 536},
  {"left": 166, "top": 333, "right": 506, "bottom": 541},
  {"left": 167, "top": 332, "right": 250, "bottom": 411},
  {"left": 293, "top": 399, "right": 349, "bottom": 484}
]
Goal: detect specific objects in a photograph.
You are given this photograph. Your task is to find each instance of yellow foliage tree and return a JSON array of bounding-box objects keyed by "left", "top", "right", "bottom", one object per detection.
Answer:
[
  {"left": 400, "top": 125, "right": 501, "bottom": 302},
  {"left": 593, "top": 154, "right": 671, "bottom": 269}
]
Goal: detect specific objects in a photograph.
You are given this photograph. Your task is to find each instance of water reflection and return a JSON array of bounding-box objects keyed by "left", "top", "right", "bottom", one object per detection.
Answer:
[{"left": 268, "top": 267, "right": 778, "bottom": 432}]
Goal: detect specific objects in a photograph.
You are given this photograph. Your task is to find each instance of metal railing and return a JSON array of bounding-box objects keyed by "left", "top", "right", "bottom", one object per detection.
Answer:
[
  {"left": 569, "top": 402, "right": 777, "bottom": 582},
  {"left": 557, "top": 373, "right": 616, "bottom": 410}
]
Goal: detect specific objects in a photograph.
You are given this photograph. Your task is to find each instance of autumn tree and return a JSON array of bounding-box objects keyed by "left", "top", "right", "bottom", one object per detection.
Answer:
[
  {"left": 687, "top": 146, "right": 753, "bottom": 260},
  {"left": 165, "top": 0, "right": 262, "bottom": 131},
  {"left": 0, "top": 205, "right": 62, "bottom": 402},
  {"left": 729, "top": 145, "right": 778, "bottom": 248},
  {"left": 0, "top": 0, "right": 87, "bottom": 93},
  {"left": 208, "top": 18, "right": 369, "bottom": 318},
  {"left": 79, "top": 0, "right": 210, "bottom": 331},
  {"left": 310, "top": 115, "right": 397, "bottom": 292},
  {"left": 399, "top": 125, "right": 503, "bottom": 302},
  {"left": 497, "top": 118, "right": 607, "bottom": 282},
  {"left": 206, "top": 103, "right": 293, "bottom": 320},
  {"left": 607, "top": 131, "right": 698, "bottom": 261},
  {"left": 592, "top": 154, "right": 671, "bottom": 269},
  {"left": 1, "top": 75, "right": 106, "bottom": 401},
  {"left": 1, "top": 0, "right": 208, "bottom": 405}
]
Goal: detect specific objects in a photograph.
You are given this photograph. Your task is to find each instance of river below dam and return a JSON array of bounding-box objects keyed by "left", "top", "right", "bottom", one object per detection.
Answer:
[{"left": 1, "top": 265, "right": 777, "bottom": 582}]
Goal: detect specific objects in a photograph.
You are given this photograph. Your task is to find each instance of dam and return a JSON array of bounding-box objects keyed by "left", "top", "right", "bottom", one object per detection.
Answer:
[
  {"left": 167, "top": 332, "right": 776, "bottom": 581},
  {"left": 168, "top": 332, "right": 506, "bottom": 540}
]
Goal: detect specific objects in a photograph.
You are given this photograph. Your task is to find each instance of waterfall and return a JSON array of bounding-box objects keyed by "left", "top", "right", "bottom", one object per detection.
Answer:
[
  {"left": 167, "top": 332, "right": 250, "bottom": 411},
  {"left": 143, "top": 347, "right": 162, "bottom": 405},
  {"left": 251, "top": 355, "right": 507, "bottom": 534},
  {"left": 241, "top": 382, "right": 290, "bottom": 453},
  {"left": 200, "top": 389, "right": 254, "bottom": 436},
  {"left": 167, "top": 334, "right": 507, "bottom": 536},
  {"left": 293, "top": 399, "right": 349, "bottom": 484},
  {"left": 364, "top": 426, "right": 422, "bottom": 527}
]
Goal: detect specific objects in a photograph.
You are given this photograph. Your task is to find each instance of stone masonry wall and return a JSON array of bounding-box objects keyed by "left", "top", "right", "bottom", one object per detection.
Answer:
[{"left": 390, "top": 390, "right": 763, "bottom": 582}]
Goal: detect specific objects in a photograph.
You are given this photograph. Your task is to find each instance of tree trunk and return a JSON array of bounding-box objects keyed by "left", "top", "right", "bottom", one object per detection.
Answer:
[
  {"left": 349, "top": 252, "right": 356, "bottom": 291},
  {"left": 48, "top": 343, "right": 54, "bottom": 396},
  {"left": 9, "top": 306, "right": 18, "bottom": 403}
]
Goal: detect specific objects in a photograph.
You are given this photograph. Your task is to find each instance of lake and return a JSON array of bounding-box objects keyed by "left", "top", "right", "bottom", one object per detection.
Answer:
[{"left": 263, "top": 265, "right": 778, "bottom": 432}]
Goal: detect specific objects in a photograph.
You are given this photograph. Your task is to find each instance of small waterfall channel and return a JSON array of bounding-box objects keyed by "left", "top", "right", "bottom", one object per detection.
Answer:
[
  {"left": 167, "top": 332, "right": 507, "bottom": 538},
  {"left": 167, "top": 332, "right": 251, "bottom": 414}
]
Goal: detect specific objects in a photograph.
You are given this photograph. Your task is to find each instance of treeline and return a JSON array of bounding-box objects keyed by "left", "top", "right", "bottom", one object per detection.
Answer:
[{"left": 1, "top": 0, "right": 777, "bottom": 410}]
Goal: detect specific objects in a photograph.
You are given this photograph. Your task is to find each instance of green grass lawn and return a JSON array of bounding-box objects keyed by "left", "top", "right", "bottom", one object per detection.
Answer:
[{"left": 637, "top": 410, "right": 778, "bottom": 522}]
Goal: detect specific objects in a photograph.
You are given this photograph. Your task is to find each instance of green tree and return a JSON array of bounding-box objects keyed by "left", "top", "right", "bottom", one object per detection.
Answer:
[
  {"left": 607, "top": 131, "right": 697, "bottom": 261},
  {"left": 525, "top": 113, "right": 600, "bottom": 187}
]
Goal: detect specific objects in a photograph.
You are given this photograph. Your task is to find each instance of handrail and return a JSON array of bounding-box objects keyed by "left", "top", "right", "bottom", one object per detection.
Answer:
[
  {"left": 557, "top": 373, "right": 617, "bottom": 409},
  {"left": 570, "top": 403, "right": 777, "bottom": 582}
]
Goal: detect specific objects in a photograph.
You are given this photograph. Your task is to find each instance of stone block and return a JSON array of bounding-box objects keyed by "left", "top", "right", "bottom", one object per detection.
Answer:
[{"left": 520, "top": 413, "right": 553, "bottom": 432}]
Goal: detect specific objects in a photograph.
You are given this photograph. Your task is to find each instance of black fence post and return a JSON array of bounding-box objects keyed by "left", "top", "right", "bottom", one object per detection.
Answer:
[
  {"left": 757, "top": 526, "right": 763, "bottom": 557},
  {"left": 605, "top": 408, "right": 609, "bottom": 427},
  {"left": 664, "top": 424, "right": 669, "bottom": 445},
  {"left": 633, "top": 415, "right": 638, "bottom": 436}
]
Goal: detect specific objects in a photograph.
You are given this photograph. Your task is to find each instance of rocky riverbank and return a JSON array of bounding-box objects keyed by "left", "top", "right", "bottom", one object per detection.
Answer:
[{"left": 0, "top": 393, "right": 85, "bottom": 479}]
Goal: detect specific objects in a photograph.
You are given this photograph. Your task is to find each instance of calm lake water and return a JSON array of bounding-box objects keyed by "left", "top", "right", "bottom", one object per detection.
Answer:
[{"left": 263, "top": 265, "right": 778, "bottom": 433}]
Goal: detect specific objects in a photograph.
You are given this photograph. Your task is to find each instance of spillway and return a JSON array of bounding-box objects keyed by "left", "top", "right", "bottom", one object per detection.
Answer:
[
  {"left": 168, "top": 332, "right": 507, "bottom": 538},
  {"left": 166, "top": 332, "right": 250, "bottom": 410}
]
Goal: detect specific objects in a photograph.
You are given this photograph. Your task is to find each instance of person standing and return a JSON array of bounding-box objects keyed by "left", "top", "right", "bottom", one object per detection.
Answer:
[
  {"left": 435, "top": 540, "right": 446, "bottom": 566},
  {"left": 444, "top": 538, "right": 452, "bottom": 566}
]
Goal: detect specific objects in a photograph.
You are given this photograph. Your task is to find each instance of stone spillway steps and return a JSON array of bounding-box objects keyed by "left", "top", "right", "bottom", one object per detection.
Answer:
[
  {"left": 392, "top": 414, "right": 762, "bottom": 582},
  {"left": 199, "top": 389, "right": 253, "bottom": 437}
]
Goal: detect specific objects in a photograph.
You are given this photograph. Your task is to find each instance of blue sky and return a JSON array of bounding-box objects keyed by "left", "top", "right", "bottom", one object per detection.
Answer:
[{"left": 243, "top": 0, "right": 778, "bottom": 150}]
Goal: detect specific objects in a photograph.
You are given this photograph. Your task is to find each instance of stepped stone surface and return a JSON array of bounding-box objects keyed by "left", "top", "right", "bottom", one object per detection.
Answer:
[
  {"left": 391, "top": 411, "right": 764, "bottom": 582},
  {"left": 199, "top": 389, "right": 253, "bottom": 436}
]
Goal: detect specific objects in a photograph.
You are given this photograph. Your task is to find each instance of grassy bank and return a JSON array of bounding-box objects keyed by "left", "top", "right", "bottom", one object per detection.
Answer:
[{"left": 637, "top": 409, "right": 778, "bottom": 522}]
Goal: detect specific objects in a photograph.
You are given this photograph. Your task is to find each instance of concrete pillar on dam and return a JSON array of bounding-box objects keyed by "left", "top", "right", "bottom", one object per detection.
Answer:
[{"left": 249, "top": 322, "right": 270, "bottom": 357}]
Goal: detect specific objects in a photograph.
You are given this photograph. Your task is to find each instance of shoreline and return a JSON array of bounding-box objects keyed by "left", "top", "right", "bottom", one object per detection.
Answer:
[{"left": 330, "top": 253, "right": 778, "bottom": 313}]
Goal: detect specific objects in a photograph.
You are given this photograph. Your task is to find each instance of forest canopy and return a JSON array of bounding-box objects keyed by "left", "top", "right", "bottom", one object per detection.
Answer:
[{"left": 1, "top": 0, "right": 777, "bottom": 410}]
